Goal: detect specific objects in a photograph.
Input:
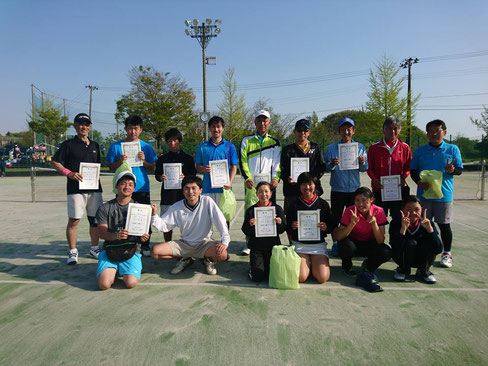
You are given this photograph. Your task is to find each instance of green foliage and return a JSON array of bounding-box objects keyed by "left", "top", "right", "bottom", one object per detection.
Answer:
[
  {"left": 115, "top": 65, "right": 197, "bottom": 149},
  {"left": 453, "top": 134, "right": 481, "bottom": 160},
  {"left": 470, "top": 105, "right": 488, "bottom": 135},
  {"left": 27, "top": 99, "right": 71, "bottom": 145}
]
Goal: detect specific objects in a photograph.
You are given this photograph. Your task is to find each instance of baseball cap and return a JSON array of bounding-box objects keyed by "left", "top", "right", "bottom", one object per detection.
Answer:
[
  {"left": 294, "top": 119, "right": 311, "bottom": 131},
  {"left": 338, "top": 117, "right": 355, "bottom": 128},
  {"left": 356, "top": 272, "right": 383, "bottom": 293},
  {"left": 116, "top": 170, "right": 136, "bottom": 185},
  {"left": 74, "top": 113, "right": 92, "bottom": 124},
  {"left": 255, "top": 110, "right": 271, "bottom": 120}
]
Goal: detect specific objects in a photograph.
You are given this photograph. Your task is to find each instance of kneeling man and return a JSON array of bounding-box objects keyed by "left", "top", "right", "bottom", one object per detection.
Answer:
[
  {"left": 151, "top": 175, "right": 230, "bottom": 275},
  {"left": 95, "top": 171, "right": 150, "bottom": 290}
]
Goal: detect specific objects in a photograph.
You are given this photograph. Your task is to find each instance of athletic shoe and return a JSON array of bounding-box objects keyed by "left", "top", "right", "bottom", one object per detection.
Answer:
[
  {"left": 201, "top": 258, "right": 217, "bottom": 275},
  {"left": 330, "top": 242, "right": 339, "bottom": 257},
  {"left": 241, "top": 247, "right": 251, "bottom": 256},
  {"left": 416, "top": 269, "right": 437, "bottom": 284},
  {"left": 343, "top": 268, "right": 357, "bottom": 277},
  {"left": 89, "top": 246, "right": 100, "bottom": 259},
  {"left": 393, "top": 267, "right": 406, "bottom": 282},
  {"left": 141, "top": 246, "right": 151, "bottom": 257},
  {"left": 170, "top": 257, "right": 194, "bottom": 275},
  {"left": 67, "top": 249, "right": 78, "bottom": 265},
  {"left": 439, "top": 253, "right": 452, "bottom": 268}
]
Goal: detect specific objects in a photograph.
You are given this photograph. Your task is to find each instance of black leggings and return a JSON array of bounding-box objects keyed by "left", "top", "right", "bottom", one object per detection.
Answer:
[
  {"left": 437, "top": 223, "right": 452, "bottom": 252},
  {"left": 391, "top": 238, "right": 436, "bottom": 275},
  {"left": 338, "top": 238, "right": 392, "bottom": 272},
  {"left": 249, "top": 249, "right": 272, "bottom": 282}
]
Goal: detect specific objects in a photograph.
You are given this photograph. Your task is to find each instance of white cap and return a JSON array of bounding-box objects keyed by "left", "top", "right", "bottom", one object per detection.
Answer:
[
  {"left": 116, "top": 170, "right": 136, "bottom": 185},
  {"left": 255, "top": 110, "right": 271, "bottom": 120}
]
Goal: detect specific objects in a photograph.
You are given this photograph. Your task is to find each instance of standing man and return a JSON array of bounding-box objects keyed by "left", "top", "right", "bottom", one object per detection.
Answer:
[
  {"left": 324, "top": 117, "right": 368, "bottom": 256},
  {"left": 240, "top": 110, "right": 281, "bottom": 255},
  {"left": 106, "top": 115, "right": 157, "bottom": 257},
  {"left": 52, "top": 113, "right": 103, "bottom": 264},
  {"left": 410, "top": 119, "right": 463, "bottom": 268},
  {"left": 367, "top": 116, "right": 412, "bottom": 222}
]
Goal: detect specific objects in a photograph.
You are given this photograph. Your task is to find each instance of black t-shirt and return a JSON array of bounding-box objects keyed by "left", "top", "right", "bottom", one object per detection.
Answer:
[{"left": 53, "top": 136, "right": 103, "bottom": 195}]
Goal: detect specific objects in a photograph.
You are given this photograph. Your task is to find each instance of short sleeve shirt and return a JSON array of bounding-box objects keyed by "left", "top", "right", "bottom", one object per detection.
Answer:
[{"left": 340, "top": 204, "right": 388, "bottom": 241}]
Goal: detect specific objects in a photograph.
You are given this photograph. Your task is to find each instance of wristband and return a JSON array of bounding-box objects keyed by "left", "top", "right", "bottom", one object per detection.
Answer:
[{"left": 62, "top": 168, "right": 72, "bottom": 176}]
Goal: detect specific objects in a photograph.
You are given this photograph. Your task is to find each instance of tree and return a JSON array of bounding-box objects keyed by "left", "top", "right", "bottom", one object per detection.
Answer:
[
  {"left": 470, "top": 105, "right": 488, "bottom": 135},
  {"left": 115, "top": 65, "right": 197, "bottom": 149},
  {"left": 28, "top": 98, "right": 71, "bottom": 145},
  {"left": 217, "top": 68, "right": 248, "bottom": 143},
  {"left": 365, "top": 55, "right": 419, "bottom": 121}
]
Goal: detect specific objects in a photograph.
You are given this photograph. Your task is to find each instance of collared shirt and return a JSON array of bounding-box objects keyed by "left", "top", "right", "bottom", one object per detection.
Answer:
[
  {"left": 340, "top": 204, "right": 388, "bottom": 242},
  {"left": 195, "top": 137, "right": 239, "bottom": 193},
  {"left": 52, "top": 135, "right": 102, "bottom": 195},
  {"left": 410, "top": 141, "right": 463, "bottom": 202},
  {"left": 240, "top": 132, "right": 281, "bottom": 183},
  {"left": 324, "top": 140, "right": 368, "bottom": 193}
]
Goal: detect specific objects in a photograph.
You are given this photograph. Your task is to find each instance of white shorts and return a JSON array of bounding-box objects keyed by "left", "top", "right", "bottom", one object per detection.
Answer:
[
  {"left": 292, "top": 241, "right": 329, "bottom": 257},
  {"left": 204, "top": 192, "right": 223, "bottom": 205},
  {"left": 67, "top": 192, "right": 103, "bottom": 219}
]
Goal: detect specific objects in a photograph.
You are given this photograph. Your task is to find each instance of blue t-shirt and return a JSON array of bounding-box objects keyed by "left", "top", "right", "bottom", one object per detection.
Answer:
[
  {"left": 324, "top": 141, "right": 368, "bottom": 193},
  {"left": 195, "top": 138, "right": 239, "bottom": 193},
  {"left": 106, "top": 140, "right": 158, "bottom": 193},
  {"left": 410, "top": 141, "right": 463, "bottom": 202}
]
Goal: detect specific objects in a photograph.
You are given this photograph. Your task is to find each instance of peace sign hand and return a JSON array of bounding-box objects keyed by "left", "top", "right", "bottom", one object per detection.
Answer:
[
  {"left": 445, "top": 158, "right": 456, "bottom": 174},
  {"left": 419, "top": 208, "right": 433, "bottom": 233},
  {"left": 367, "top": 208, "right": 377, "bottom": 225},
  {"left": 400, "top": 210, "right": 410, "bottom": 232},
  {"left": 350, "top": 207, "right": 360, "bottom": 227}
]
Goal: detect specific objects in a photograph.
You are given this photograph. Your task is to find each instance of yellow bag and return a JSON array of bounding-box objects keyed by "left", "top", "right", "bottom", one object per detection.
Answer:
[
  {"left": 269, "top": 245, "right": 301, "bottom": 290},
  {"left": 219, "top": 189, "right": 237, "bottom": 221},
  {"left": 244, "top": 186, "right": 259, "bottom": 210},
  {"left": 420, "top": 170, "right": 443, "bottom": 199}
]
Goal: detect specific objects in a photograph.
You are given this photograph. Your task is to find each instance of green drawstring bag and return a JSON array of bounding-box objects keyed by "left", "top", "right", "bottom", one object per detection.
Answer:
[
  {"left": 269, "top": 245, "right": 301, "bottom": 290},
  {"left": 420, "top": 170, "right": 443, "bottom": 199},
  {"left": 219, "top": 189, "right": 237, "bottom": 221},
  {"left": 112, "top": 161, "right": 133, "bottom": 194},
  {"left": 244, "top": 186, "right": 259, "bottom": 210}
]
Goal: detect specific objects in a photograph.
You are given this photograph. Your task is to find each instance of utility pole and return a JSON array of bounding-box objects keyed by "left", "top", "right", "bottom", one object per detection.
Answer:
[
  {"left": 85, "top": 85, "right": 98, "bottom": 139},
  {"left": 63, "top": 98, "right": 67, "bottom": 141},
  {"left": 400, "top": 57, "right": 419, "bottom": 146},
  {"left": 31, "top": 84, "right": 36, "bottom": 146}
]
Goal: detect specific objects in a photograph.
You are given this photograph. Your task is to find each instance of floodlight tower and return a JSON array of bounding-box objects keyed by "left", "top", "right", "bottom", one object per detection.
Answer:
[
  {"left": 400, "top": 57, "right": 419, "bottom": 146},
  {"left": 185, "top": 18, "right": 222, "bottom": 139}
]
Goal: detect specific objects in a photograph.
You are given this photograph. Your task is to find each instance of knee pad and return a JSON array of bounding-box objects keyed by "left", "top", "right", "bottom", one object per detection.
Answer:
[{"left": 88, "top": 216, "right": 97, "bottom": 227}]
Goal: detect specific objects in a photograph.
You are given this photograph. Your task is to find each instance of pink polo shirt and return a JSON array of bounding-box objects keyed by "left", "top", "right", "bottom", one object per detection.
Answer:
[{"left": 340, "top": 204, "right": 388, "bottom": 241}]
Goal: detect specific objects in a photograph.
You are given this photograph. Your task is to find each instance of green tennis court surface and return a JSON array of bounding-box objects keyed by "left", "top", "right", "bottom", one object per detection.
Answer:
[{"left": 0, "top": 174, "right": 487, "bottom": 365}]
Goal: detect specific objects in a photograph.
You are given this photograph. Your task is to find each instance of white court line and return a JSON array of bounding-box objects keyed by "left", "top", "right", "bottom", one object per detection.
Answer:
[
  {"left": 1, "top": 279, "right": 487, "bottom": 292},
  {"left": 453, "top": 221, "right": 488, "bottom": 235}
]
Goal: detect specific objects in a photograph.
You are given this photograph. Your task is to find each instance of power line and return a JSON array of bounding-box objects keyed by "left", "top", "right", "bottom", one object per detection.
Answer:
[
  {"left": 420, "top": 49, "right": 488, "bottom": 63},
  {"left": 421, "top": 92, "right": 488, "bottom": 99}
]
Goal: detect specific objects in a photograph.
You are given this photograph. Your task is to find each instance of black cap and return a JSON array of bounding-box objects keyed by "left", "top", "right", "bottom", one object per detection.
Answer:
[
  {"left": 294, "top": 119, "right": 311, "bottom": 130},
  {"left": 74, "top": 113, "right": 92, "bottom": 124}
]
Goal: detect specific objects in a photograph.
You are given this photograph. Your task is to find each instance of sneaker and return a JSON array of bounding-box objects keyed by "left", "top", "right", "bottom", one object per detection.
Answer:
[
  {"left": 67, "top": 249, "right": 78, "bottom": 265},
  {"left": 89, "top": 246, "right": 100, "bottom": 259},
  {"left": 170, "top": 257, "right": 194, "bottom": 275},
  {"left": 439, "top": 253, "right": 452, "bottom": 268},
  {"left": 343, "top": 268, "right": 357, "bottom": 277},
  {"left": 241, "top": 247, "right": 251, "bottom": 256},
  {"left": 201, "top": 258, "right": 217, "bottom": 275},
  {"left": 393, "top": 267, "right": 406, "bottom": 282},
  {"left": 330, "top": 242, "right": 339, "bottom": 257},
  {"left": 416, "top": 269, "right": 437, "bottom": 284},
  {"left": 141, "top": 246, "right": 151, "bottom": 257}
]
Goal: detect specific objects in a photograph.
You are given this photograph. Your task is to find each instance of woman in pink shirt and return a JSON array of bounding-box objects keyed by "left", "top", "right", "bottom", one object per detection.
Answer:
[{"left": 334, "top": 187, "right": 392, "bottom": 277}]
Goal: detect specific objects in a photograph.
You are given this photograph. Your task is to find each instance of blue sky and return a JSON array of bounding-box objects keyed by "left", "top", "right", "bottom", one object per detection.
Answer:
[{"left": 1, "top": 0, "right": 487, "bottom": 139}]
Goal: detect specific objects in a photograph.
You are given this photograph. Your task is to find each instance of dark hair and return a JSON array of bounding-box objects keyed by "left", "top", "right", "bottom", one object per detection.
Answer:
[
  {"left": 256, "top": 181, "right": 272, "bottom": 191},
  {"left": 124, "top": 115, "right": 143, "bottom": 127},
  {"left": 353, "top": 187, "right": 374, "bottom": 200},
  {"left": 402, "top": 195, "right": 421, "bottom": 207},
  {"left": 383, "top": 116, "right": 401, "bottom": 130},
  {"left": 208, "top": 116, "right": 225, "bottom": 128},
  {"left": 182, "top": 175, "right": 203, "bottom": 189},
  {"left": 425, "top": 119, "right": 447, "bottom": 132},
  {"left": 297, "top": 172, "right": 318, "bottom": 187},
  {"left": 165, "top": 128, "right": 183, "bottom": 142}
]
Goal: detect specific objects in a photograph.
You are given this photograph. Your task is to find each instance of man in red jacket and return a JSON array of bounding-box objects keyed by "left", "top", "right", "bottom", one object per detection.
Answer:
[{"left": 367, "top": 116, "right": 412, "bottom": 222}]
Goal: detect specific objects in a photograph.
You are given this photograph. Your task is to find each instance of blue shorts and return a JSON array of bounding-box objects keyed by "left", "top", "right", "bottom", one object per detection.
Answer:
[{"left": 96, "top": 250, "right": 142, "bottom": 280}]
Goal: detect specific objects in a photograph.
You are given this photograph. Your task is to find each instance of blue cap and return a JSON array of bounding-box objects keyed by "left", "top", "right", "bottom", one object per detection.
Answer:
[
  {"left": 356, "top": 272, "right": 383, "bottom": 293},
  {"left": 339, "top": 117, "right": 355, "bottom": 128}
]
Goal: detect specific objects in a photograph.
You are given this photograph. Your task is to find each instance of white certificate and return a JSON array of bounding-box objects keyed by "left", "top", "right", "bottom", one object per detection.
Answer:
[
  {"left": 78, "top": 162, "right": 100, "bottom": 190},
  {"left": 298, "top": 209, "right": 321, "bottom": 241},
  {"left": 291, "top": 157, "right": 309, "bottom": 182},
  {"left": 254, "top": 206, "right": 277, "bottom": 237},
  {"left": 381, "top": 175, "right": 402, "bottom": 201},
  {"left": 210, "top": 159, "right": 230, "bottom": 188},
  {"left": 125, "top": 203, "right": 152, "bottom": 236},
  {"left": 338, "top": 143, "right": 359, "bottom": 170},
  {"left": 163, "top": 163, "right": 182, "bottom": 190},
  {"left": 121, "top": 141, "right": 143, "bottom": 167},
  {"left": 253, "top": 173, "right": 271, "bottom": 185}
]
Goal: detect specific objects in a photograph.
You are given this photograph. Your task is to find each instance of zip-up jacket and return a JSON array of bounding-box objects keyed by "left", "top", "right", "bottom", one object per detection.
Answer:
[
  {"left": 240, "top": 133, "right": 281, "bottom": 182},
  {"left": 367, "top": 138, "right": 412, "bottom": 192}
]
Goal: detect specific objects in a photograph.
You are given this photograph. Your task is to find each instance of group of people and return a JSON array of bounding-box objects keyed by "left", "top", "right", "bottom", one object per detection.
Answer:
[{"left": 51, "top": 109, "right": 462, "bottom": 291}]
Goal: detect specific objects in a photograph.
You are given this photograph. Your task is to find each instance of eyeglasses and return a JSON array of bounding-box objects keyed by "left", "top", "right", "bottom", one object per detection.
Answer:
[{"left": 295, "top": 128, "right": 309, "bottom": 133}]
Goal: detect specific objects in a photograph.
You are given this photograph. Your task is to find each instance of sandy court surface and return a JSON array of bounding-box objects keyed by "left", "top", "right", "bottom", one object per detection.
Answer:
[{"left": 0, "top": 173, "right": 487, "bottom": 365}]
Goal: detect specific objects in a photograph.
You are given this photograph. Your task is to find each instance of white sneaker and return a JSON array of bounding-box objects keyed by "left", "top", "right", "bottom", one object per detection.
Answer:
[
  {"left": 201, "top": 258, "right": 217, "bottom": 275},
  {"left": 416, "top": 269, "right": 437, "bottom": 284},
  {"left": 439, "top": 253, "right": 452, "bottom": 268},
  {"left": 393, "top": 267, "right": 406, "bottom": 282},
  {"left": 170, "top": 257, "right": 194, "bottom": 275},
  {"left": 89, "top": 246, "right": 100, "bottom": 259},
  {"left": 241, "top": 247, "right": 251, "bottom": 256},
  {"left": 67, "top": 249, "right": 78, "bottom": 265}
]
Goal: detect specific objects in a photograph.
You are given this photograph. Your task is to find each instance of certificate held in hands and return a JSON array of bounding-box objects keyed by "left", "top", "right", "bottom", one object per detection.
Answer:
[
  {"left": 254, "top": 206, "right": 277, "bottom": 237},
  {"left": 125, "top": 203, "right": 152, "bottom": 236},
  {"left": 338, "top": 143, "right": 359, "bottom": 170},
  {"left": 380, "top": 175, "right": 402, "bottom": 201},
  {"left": 210, "top": 159, "right": 230, "bottom": 188},
  {"left": 297, "top": 209, "right": 321, "bottom": 241},
  {"left": 121, "top": 141, "right": 143, "bottom": 167},
  {"left": 163, "top": 163, "right": 182, "bottom": 189},
  {"left": 291, "top": 157, "right": 309, "bottom": 182},
  {"left": 79, "top": 162, "right": 100, "bottom": 190}
]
